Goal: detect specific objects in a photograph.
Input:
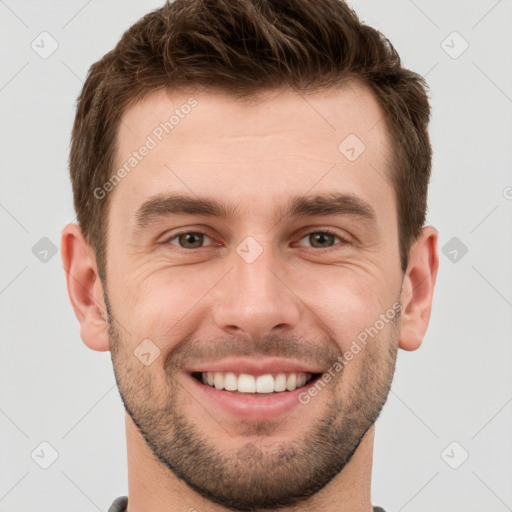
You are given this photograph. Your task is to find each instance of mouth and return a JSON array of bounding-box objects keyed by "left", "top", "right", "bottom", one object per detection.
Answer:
[
  {"left": 186, "top": 369, "right": 324, "bottom": 420},
  {"left": 191, "top": 371, "right": 323, "bottom": 395},
  {"left": 184, "top": 358, "right": 327, "bottom": 419}
]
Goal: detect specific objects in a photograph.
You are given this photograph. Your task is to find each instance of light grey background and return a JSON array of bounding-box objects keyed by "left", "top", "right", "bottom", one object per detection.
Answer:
[{"left": 1, "top": 0, "right": 511, "bottom": 511}]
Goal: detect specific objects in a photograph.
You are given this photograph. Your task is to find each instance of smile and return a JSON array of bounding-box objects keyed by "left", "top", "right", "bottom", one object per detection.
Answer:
[
  {"left": 186, "top": 369, "right": 324, "bottom": 420},
  {"left": 192, "top": 371, "right": 319, "bottom": 394}
]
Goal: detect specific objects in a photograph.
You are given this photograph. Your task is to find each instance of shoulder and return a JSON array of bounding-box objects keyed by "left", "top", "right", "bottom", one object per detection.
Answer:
[{"left": 108, "top": 496, "right": 128, "bottom": 512}]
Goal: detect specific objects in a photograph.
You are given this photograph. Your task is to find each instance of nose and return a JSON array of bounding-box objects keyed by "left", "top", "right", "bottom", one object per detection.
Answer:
[{"left": 212, "top": 240, "right": 301, "bottom": 339}]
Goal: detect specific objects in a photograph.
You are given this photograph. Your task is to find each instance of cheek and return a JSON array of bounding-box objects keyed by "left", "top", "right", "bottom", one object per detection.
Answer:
[
  {"left": 333, "top": 315, "right": 399, "bottom": 400},
  {"left": 291, "top": 263, "right": 397, "bottom": 352},
  {"left": 116, "top": 266, "right": 220, "bottom": 345}
]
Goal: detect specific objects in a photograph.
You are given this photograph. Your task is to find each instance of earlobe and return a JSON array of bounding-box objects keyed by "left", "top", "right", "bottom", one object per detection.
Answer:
[
  {"left": 61, "top": 223, "right": 110, "bottom": 352},
  {"left": 398, "top": 226, "right": 439, "bottom": 352}
]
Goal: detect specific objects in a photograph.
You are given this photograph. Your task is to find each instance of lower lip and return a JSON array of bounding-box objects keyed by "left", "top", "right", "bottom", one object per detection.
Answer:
[{"left": 185, "top": 373, "right": 321, "bottom": 421}]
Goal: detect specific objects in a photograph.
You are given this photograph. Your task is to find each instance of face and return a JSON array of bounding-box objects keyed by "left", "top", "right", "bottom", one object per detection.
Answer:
[{"left": 104, "top": 84, "right": 403, "bottom": 510}]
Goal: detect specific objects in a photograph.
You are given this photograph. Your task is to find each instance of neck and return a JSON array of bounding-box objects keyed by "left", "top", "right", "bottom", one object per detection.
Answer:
[{"left": 125, "top": 412, "right": 375, "bottom": 512}]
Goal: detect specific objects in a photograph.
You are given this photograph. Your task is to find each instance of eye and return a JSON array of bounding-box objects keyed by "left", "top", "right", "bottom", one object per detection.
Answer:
[
  {"left": 164, "top": 229, "right": 349, "bottom": 251},
  {"left": 166, "top": 231, "right": 214, "bottom": 249},
  {"left": 296, "top": 229, "right": 349, "bottom": 249}
]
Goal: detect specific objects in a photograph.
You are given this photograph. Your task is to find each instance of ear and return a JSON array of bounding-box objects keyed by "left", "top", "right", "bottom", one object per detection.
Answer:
[
  {"left": 399, "top": 225, "right": 439, "bottom": 351},
  {"left": 61, "top": 223, "right": 110, "bottom": 352}
]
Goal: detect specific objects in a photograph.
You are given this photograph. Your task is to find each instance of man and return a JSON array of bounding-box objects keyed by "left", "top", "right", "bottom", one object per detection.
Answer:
[{"left": 61, "top": 0, "right": 438, "bottom": 510}]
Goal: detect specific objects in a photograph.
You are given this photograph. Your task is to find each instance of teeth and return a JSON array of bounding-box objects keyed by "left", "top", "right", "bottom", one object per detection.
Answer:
[
  {"left": 256, "top": 374, "right": 274, "bottom": 393},
  {"left": 224, "top": 372, "right": 237, "bottom": 391},
  {"left": 238, "top": 373, "right": 256, "bottom": 393},
  {"left": 275, "top": 373, "right": 287, "bottom": 392},
  {"left": 213, "top": 372, "right": 223, "bottom": 390},
  {"left": 286, "top": 373, "right": 296, "bottom": 391},
  {"left": 199, "top": 371, "right": 314, "bottom": 393}
]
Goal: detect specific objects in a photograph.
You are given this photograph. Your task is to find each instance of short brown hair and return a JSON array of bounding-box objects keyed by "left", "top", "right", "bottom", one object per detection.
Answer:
[{"left": 69, "top": 0, "right": 431, "bottom": 280}]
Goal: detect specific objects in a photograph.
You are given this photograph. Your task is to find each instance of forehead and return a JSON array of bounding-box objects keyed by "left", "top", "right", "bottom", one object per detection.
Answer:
[{"left": 110, "top": 84, "right": 394, "bottom": 227}]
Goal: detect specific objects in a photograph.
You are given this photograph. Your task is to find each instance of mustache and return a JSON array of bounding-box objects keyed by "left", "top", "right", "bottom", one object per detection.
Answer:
[{"left": 164, "top": 333, "right": 342, "bottom": 373}]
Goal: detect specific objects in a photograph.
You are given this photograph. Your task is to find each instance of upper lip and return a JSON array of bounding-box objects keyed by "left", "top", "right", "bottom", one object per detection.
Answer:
[{"left": 185, "top": 358, "right": 325, "bottom": 376}]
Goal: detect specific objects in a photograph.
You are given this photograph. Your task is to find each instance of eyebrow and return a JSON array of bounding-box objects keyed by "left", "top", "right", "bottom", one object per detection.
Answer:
[{"left": 134, "top": 192, "right": 376, "bottom": 230}]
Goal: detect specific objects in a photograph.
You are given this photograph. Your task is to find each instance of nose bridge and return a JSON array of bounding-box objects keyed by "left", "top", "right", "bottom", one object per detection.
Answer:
[{"left": 212, "top": 236, "right": 301, "bottom": 338}]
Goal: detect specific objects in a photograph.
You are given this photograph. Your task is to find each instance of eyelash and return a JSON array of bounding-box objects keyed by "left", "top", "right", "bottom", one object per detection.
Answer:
[
  {"left": 296, "top": 229, "right": 350, "bottom": 248},
  {"left": 164, "top": 228, "right": 350, "bottom": 251}
]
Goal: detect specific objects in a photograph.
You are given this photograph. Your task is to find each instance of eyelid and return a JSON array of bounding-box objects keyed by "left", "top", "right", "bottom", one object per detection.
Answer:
[
  {"left": 294, "top": 228, "right": 351, "bottom": 248},
  {"left": 163, "top": 226, "right": 351, "bottom": 250},
  {"left": 164, "top": 229, "right": 217, "bottom": 247}
]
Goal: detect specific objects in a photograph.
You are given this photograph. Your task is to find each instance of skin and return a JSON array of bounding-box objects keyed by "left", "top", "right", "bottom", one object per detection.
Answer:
[{"left": 62, "top": 83, "right": 438, "bottom": 512}]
